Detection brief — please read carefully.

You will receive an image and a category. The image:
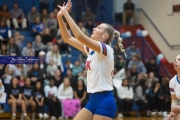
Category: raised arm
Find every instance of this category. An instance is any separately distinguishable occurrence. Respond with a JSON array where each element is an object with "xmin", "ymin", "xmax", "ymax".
[
  {"xmin": 57, "ymin": 5, "xmax": 85, "ymax": 53},
  {"xmin": 59, "ymin": 1, "xmax": 101, "ymax": 54}
]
